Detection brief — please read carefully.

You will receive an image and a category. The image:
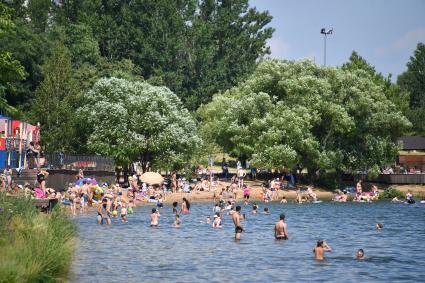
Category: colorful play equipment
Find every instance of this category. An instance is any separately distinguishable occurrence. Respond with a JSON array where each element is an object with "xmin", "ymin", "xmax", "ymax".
[{"xmin": 0, "ymin": 115, "xmax": 39, "ymax": 170}]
